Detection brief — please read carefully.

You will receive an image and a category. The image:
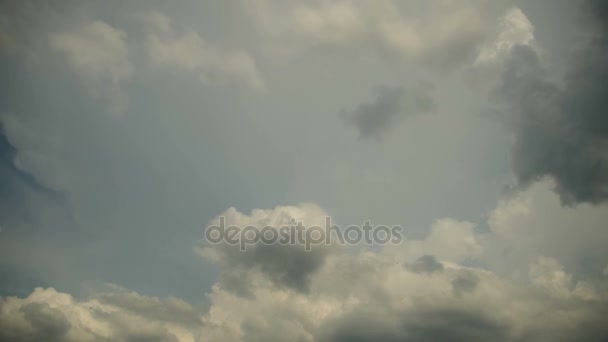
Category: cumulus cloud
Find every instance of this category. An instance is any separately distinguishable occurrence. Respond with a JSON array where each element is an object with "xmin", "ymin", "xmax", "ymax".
[
  {"xmin": 142, "ymin": 11, "xmax": 265, "ymax": 91},
  {"xmin": 197, "ymin": 241, "xmax": 607, "ymax": 341},
  {"xmin": 192, "ymin": 184, "xmax": 608, "ymax": 341},
  {"xmin": 244, "ymin": 0, "xmax": 506, "ymax": 71},
  {"xmin": 0, "ymin": 286, "xmax": 204, "ymax": 342},
  {"xmin": 196, "ymin": 203, "xmax": 333, "ymax": 295},
  {"xmin": 484, "ymin": 178, "xmax": 608, "ymax": 279},
  {"xmin": 399, "ymin": 219, "xmax": 483, "ymax": 263},
  {"xmin": 342, "ymin": 84, "xmax": 434, "ymax": 140},
  {"xmin": 492, "ymin": 2, "xmax": 608, "ymax": 204},
  {"xmin": 3, "ymin": 182, "xmax": 608, "ymax": 341},
  {"xmin": 49, "ymin": 20, "xmax": 133, "ymax": 114}
]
